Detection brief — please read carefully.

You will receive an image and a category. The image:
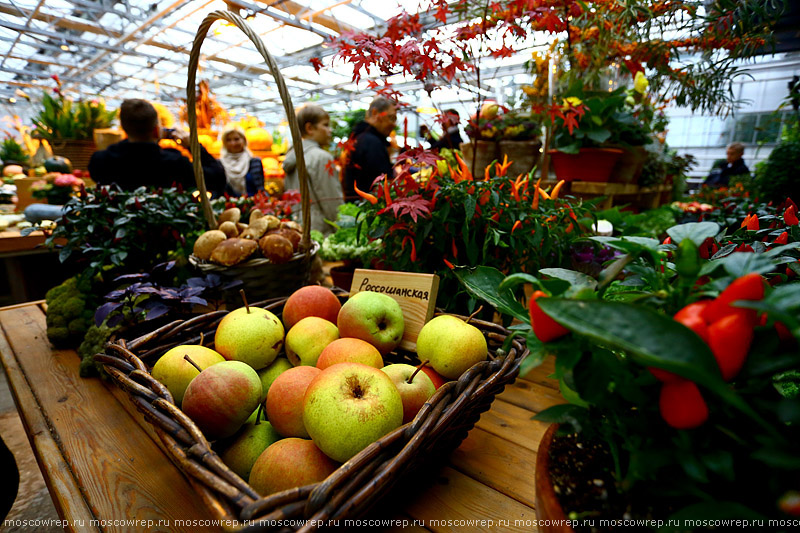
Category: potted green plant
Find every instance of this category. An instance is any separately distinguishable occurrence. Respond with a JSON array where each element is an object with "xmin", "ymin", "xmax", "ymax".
[
  {"xmin": 541, "ymin": 80, "xmax": 627, "ymax": 182},
  {"xmin": 31, "ymin": 75, "xmax": 117, "ymax": 170},
  {"xmin": 455, "ymin": 212, "xmax": 800, "ymax": 526},
  {"xmin": 0, "ymin": 136, "xmax": 30, "ymax": 172}
]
